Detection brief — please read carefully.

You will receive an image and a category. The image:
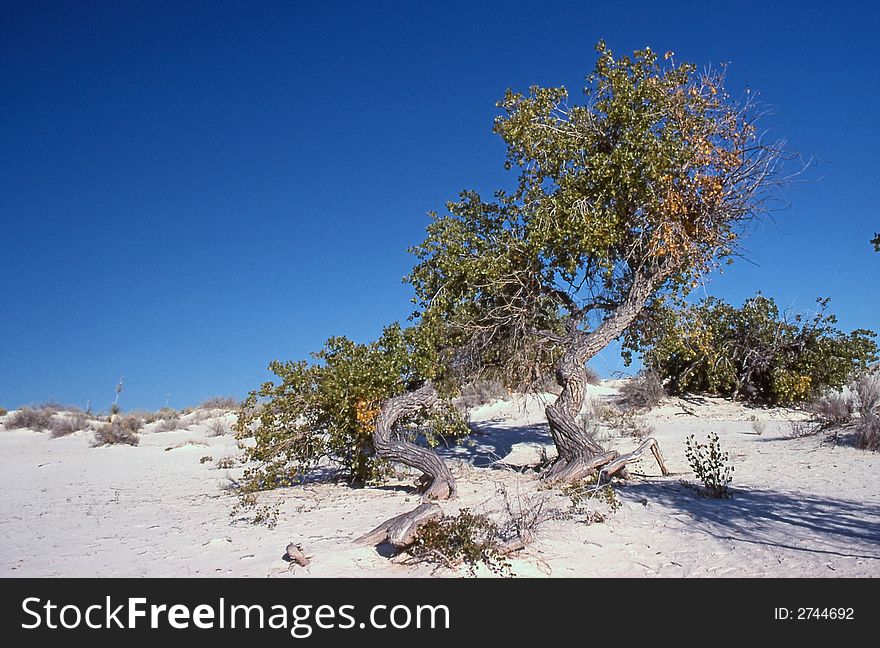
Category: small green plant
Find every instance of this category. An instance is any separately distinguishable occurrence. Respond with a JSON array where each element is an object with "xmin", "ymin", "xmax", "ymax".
[
  {"xmin": 562, "ymin": 478, "xmax": 621, "ymax": 523},
  {"xmin": 408, "ymin": 509, "xmax": 512, "ymax": 577},
  {"xmin": 685, "ymin": 433, "xmax": 733, "ymax": 497}
]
